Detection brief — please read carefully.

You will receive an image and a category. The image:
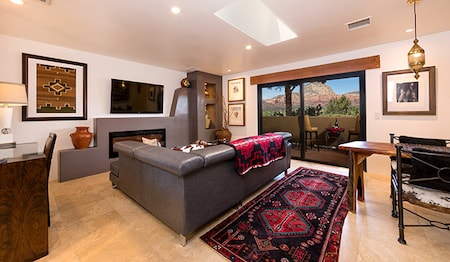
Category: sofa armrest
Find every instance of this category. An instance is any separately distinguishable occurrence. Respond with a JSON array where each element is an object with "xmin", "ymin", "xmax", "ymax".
[{"xmin": 273, "ymin": 131, "xmax": 292, "ymax": 141}]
